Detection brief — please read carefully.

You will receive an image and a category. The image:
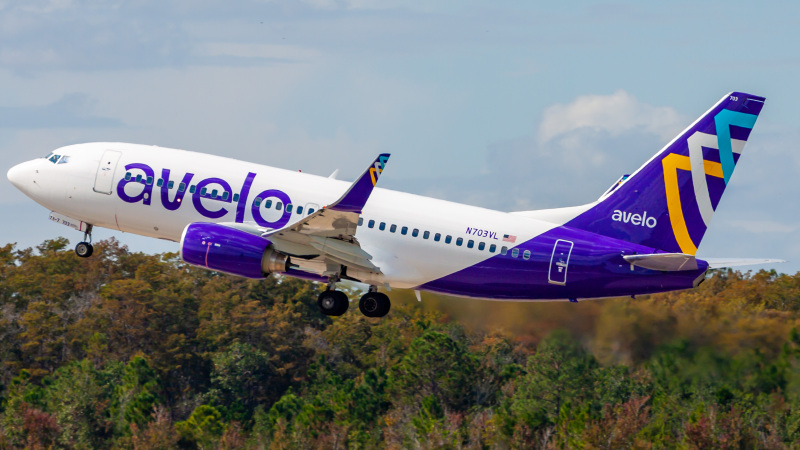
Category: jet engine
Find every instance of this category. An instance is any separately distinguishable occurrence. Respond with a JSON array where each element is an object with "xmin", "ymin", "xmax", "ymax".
[{"xmin": 180, "ymin": 223, "xmax": 288, "ymax": 278}]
